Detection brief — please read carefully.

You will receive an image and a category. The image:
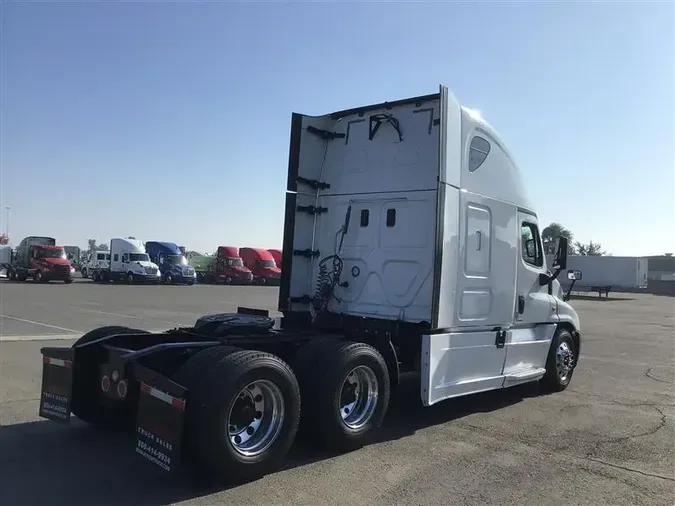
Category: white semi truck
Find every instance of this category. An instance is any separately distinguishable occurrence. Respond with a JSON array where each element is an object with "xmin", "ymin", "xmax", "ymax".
[
  {"xmin": 37, "ymin": 86, "xmax": 581, "ymax": 485},
  {"xmin": 90, "ymin": 238, "xmax": 161, "ymax": 284},
  {"xmin": 81, "ymin": 250, "xmax": 110, "ymax": 279}
]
